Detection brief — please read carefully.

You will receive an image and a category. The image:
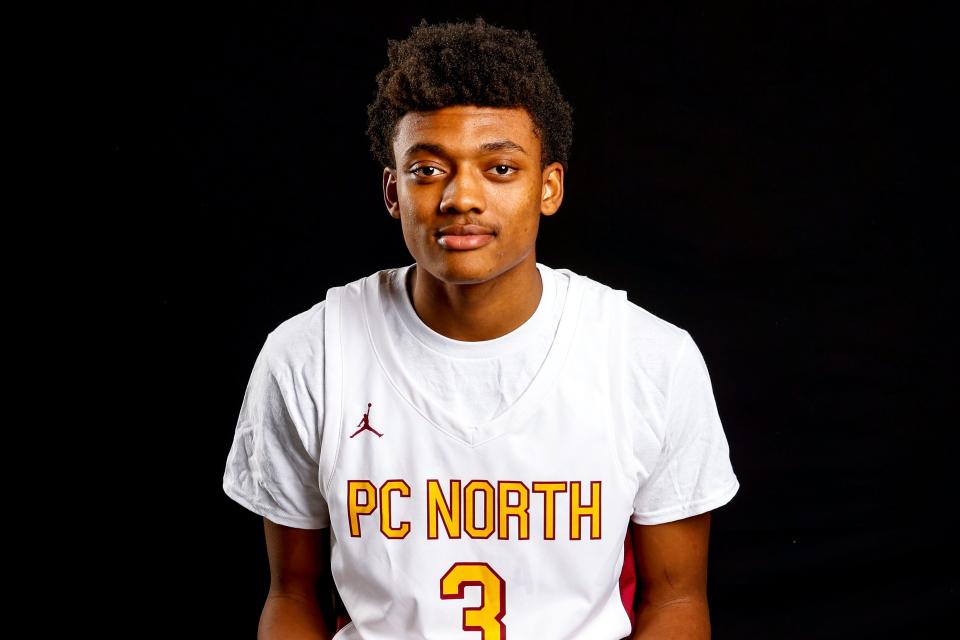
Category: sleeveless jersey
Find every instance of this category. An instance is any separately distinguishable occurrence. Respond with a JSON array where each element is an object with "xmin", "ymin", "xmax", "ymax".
[{"xmin": 313, "ymin": 265, "xmax": 735, "ymax": 640}]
